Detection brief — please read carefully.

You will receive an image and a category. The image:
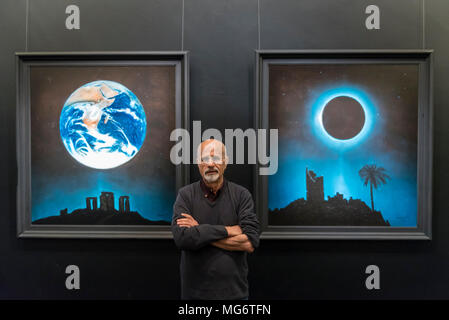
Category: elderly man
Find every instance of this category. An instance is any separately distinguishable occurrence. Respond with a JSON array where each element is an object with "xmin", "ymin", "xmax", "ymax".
[{"xmin": 171, "ymin": 139, "xmax": 260, "ymax": 300}]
